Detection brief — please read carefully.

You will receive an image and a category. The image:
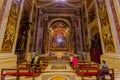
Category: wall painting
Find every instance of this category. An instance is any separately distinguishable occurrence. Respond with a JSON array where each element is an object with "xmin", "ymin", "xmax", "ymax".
[
  {"xmin": 50, "ymin": 22, "xmax": 69, "ymax": 51},
  {"xmin": 97, "ymin": 0, "xmax": 115, "ymax": 53},
  {"xmin": 1, "ymin": 0, "xmax": 19, "ymax": 52}
]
